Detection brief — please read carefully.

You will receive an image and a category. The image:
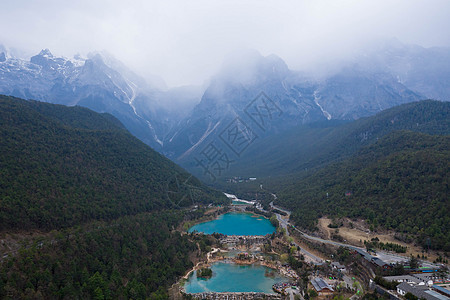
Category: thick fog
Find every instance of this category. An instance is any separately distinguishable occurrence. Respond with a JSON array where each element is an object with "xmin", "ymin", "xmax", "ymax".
[{"xmin": 1, "ymin": 0, "xmax": 449, "ymax": 87}]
